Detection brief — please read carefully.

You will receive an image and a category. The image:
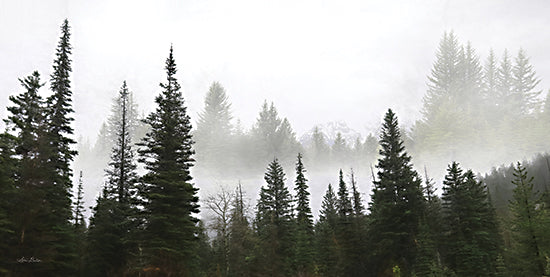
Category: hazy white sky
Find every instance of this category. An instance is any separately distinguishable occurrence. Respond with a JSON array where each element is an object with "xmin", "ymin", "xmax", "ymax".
[{"xmin": 1, "ymin": 0, "xmax": 549, "ymax": 142}]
